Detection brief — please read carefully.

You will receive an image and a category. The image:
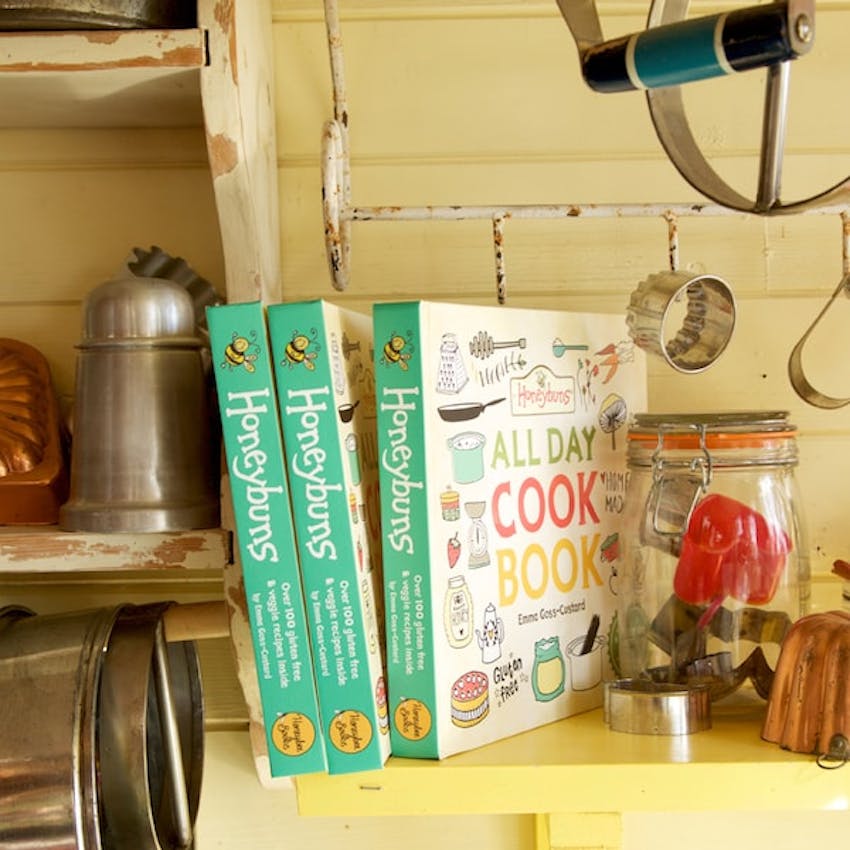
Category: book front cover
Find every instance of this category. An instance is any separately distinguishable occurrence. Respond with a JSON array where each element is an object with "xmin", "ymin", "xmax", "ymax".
[{"xmin": 374, "ymin": 300, "xmax": 646, "ymax": 758}]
